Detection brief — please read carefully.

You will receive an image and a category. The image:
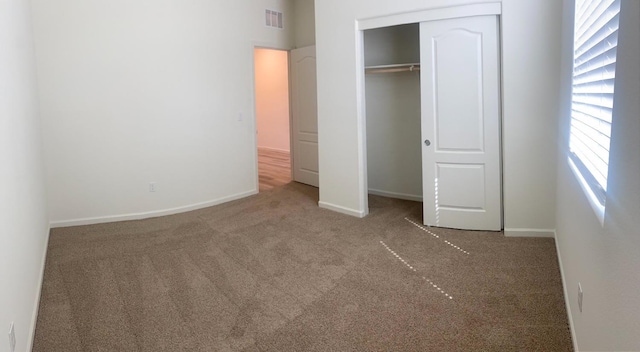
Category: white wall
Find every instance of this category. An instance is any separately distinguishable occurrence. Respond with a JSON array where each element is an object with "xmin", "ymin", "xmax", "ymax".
[
  {"xmin": 364, "ymin": 25, "xmax": 422, "ymax": 201},
  {"xmin": 315, "ymin": 0, "xmax": 562, "ymax": 232},
  {"xmin": 501, "ymin": 0, "xmax": 562, "ymax": 236},
  {"xmin": 293, "ymin": 0, "xmax": 316, "ymax": 48},
  {"xmin": 255, "ymin": 48, "xmax": 291, "ymax": 152},
  {"xmin": 555, "ymin": 1, "xmax": 640, "ymax": 350},
  {"xmin": 0, "ymin": 0, "xmax": 50, "ymax": 351},
  {"xmin": 31, "ymin": 0, "xmax": 294, "ymax": 226}
]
